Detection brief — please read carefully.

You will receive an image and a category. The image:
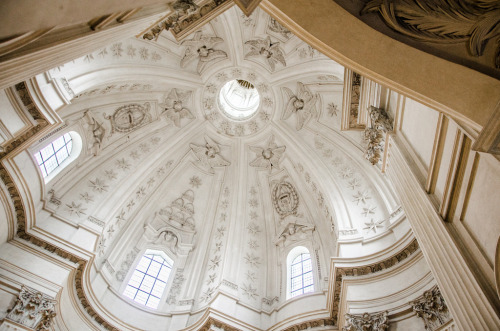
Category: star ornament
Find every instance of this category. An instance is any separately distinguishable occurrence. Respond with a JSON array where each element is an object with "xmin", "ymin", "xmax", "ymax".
[
  {"xmin": 249, "ymin": 135, "xmax": 286, "ymax": 173},
  {"xmin": 161, "ymin": 88, "xmax": 194, "ymax": 127},
  {"xmin": 190, "ymin": 136, "xmax": 230, "ymax": 173},
  {"xmin": 282, "ymin": 82, "xmax": 319, "ymax": 130},
  {"xmin": 363, "ymin": 219, "xmax": 384, "ymax": 233},
  {"xmin": 244, "ymin": 36, "xmax": 286, "ymax": 71}
]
